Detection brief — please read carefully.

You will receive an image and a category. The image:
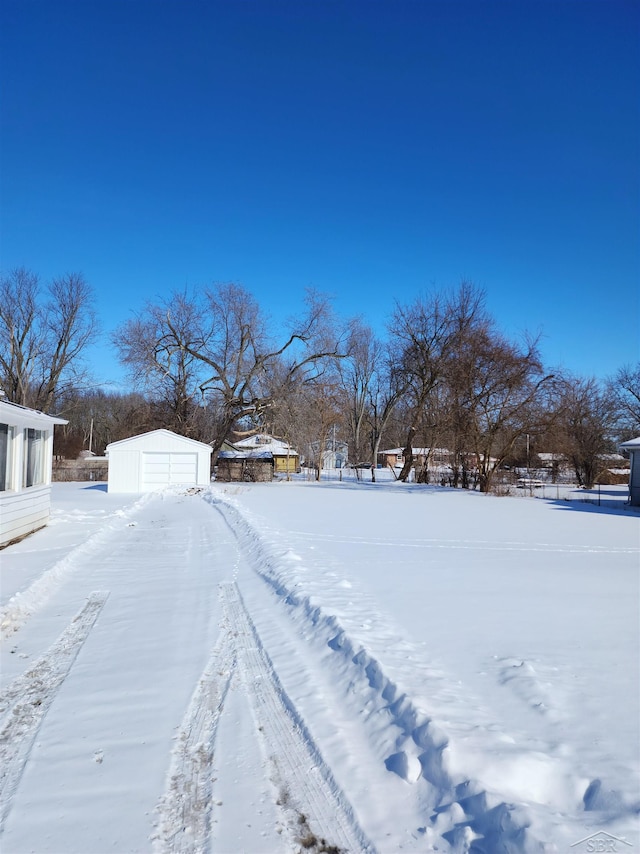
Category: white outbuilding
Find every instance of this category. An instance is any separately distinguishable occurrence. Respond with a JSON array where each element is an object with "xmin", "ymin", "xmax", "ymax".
[
  {"xmin": 0, "ymin": 398, "xmax": 68, "ymax": 547},
  {"xmin": 620, "ymin": 436, "xmax": 640, "ymax": 507},
  {"xmin": 105, "ymin": 429, "xmax": 212, "ymax": 493}
]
